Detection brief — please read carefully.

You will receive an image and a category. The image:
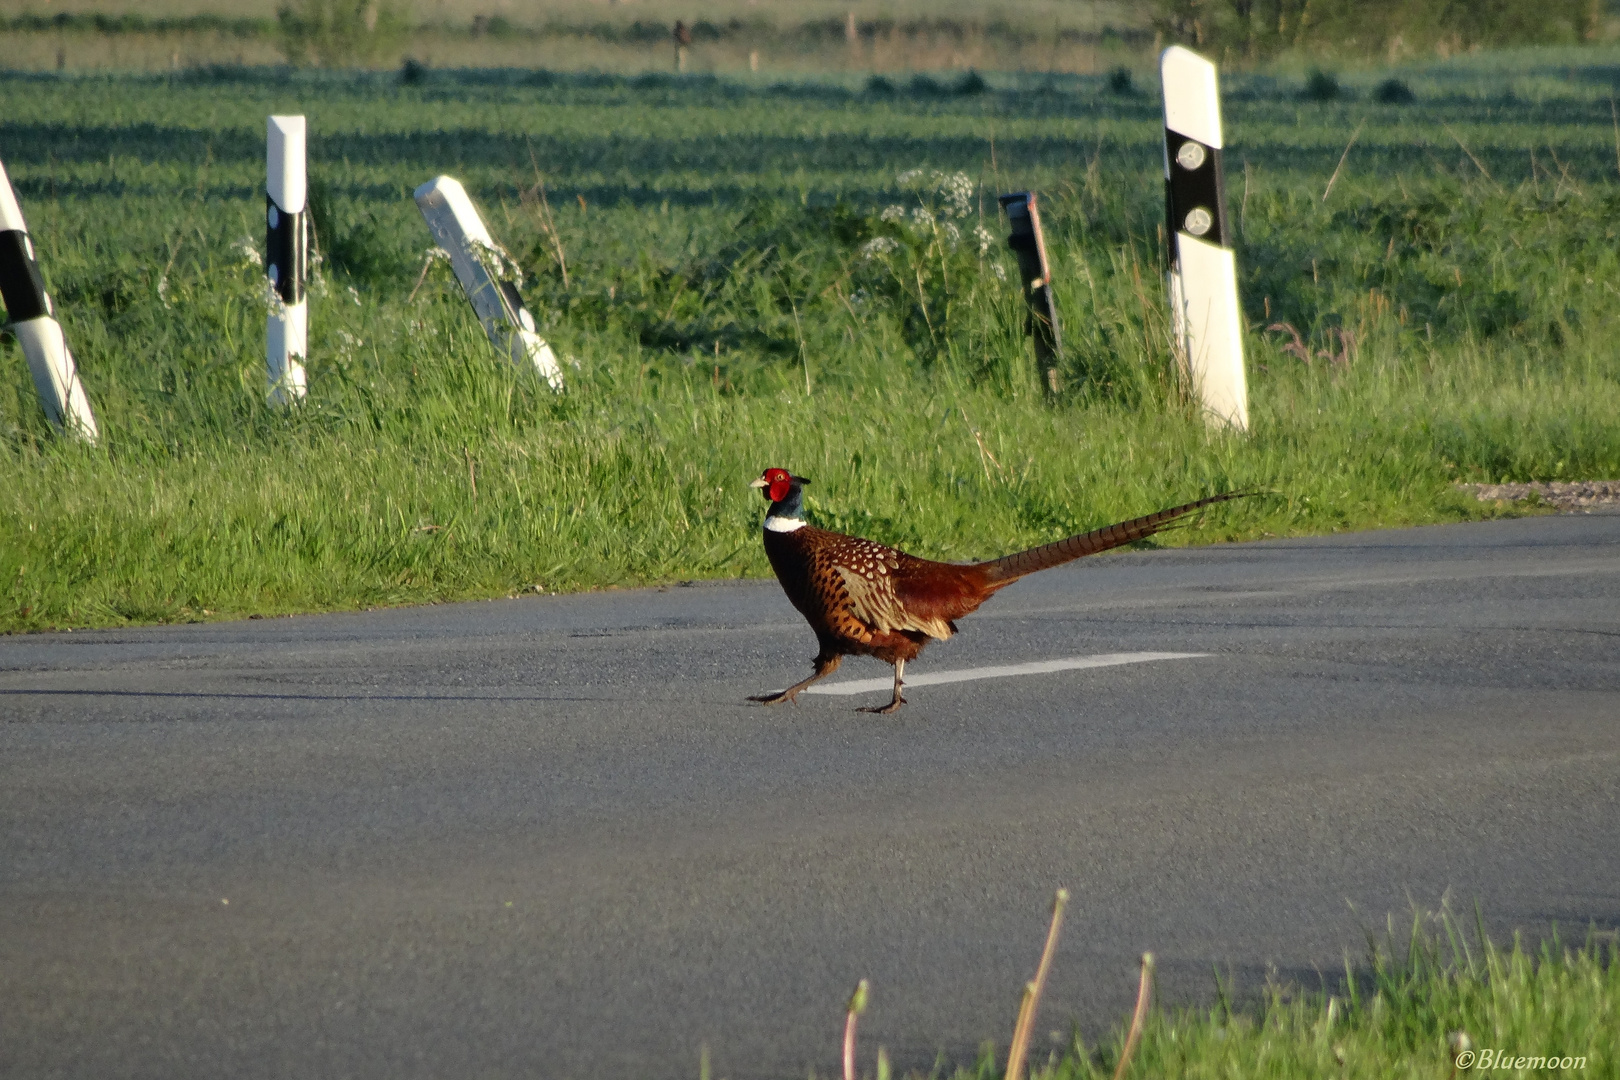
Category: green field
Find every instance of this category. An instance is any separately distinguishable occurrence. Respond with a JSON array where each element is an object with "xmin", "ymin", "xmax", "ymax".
[
  {"xmin": 0, "ymin": 0, "xmax": 1148, "ymax": 76},
  {"xmin": 5, "ymin": 52, "xmax": 1620, "ymax": 632}
]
